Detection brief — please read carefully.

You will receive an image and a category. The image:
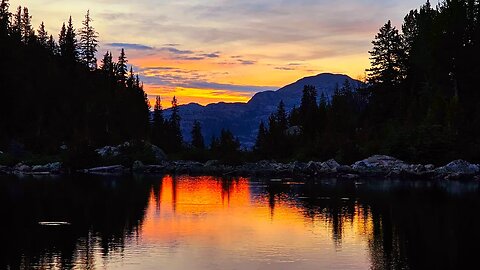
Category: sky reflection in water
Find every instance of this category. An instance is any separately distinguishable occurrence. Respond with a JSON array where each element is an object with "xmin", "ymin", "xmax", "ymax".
[{"xmin": 1, "ymin": 175, "xmax": 479, "ymax": 269}]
